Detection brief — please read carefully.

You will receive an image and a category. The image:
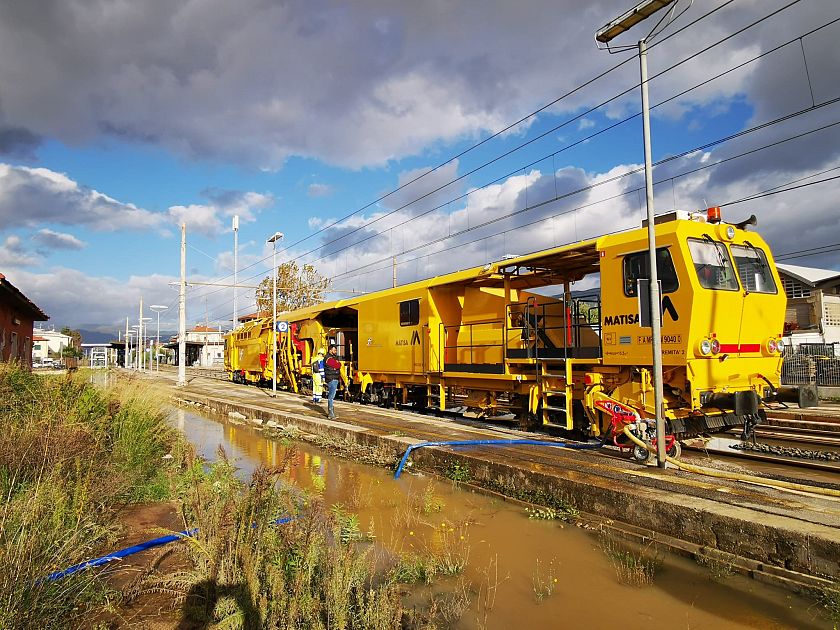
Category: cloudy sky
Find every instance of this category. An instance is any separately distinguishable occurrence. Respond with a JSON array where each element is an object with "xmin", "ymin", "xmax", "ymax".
[{"xmin": 0, "ymin": 0, "xmax": 838, "ymax": 332}]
